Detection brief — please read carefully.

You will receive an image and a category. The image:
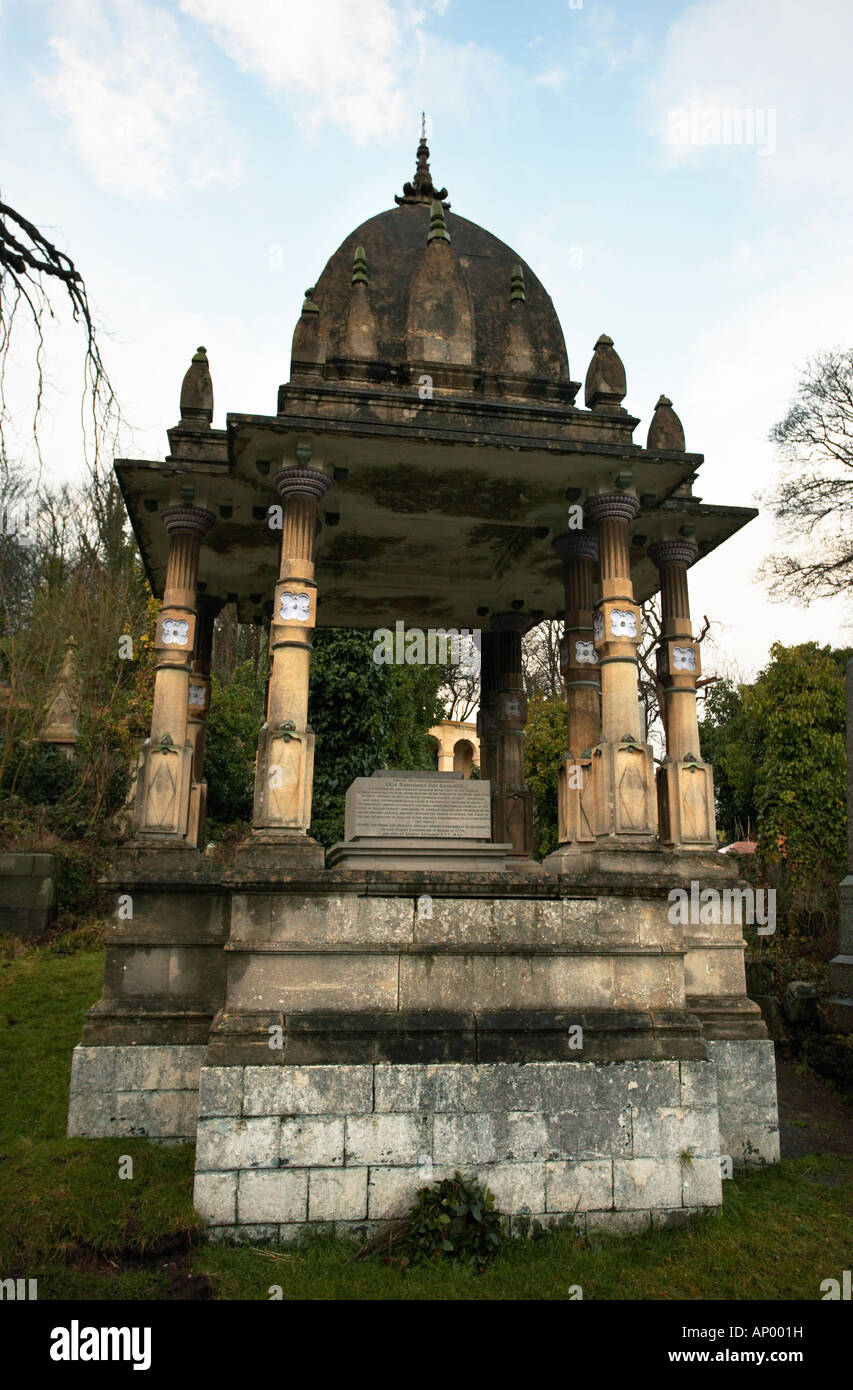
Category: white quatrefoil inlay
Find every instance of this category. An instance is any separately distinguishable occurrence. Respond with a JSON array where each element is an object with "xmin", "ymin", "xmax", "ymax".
[
  {"xmin": 672, "ymin": 645, "xmax": 697, "ymax": 672},
  {"xmin": 279, "ymin": 591, "xmax": 311, "ymax": 621},
  {"xmin": 610, "ymin": 609, "xmax": 638, "ymax": 638},
  {"xmin": 161, "ymin": 618, "xmax": 189, "ymax": 646},
  {"xmin": 575, "ymin": 640, "xmax": 598, "ymax": 665},
  {"xmin": 593, "ymin": 612, "xmax": 605, "ymax": 642},
  {"xmin": 188, "ymin": 684, "xmax": 206, "ymax": 708}
]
